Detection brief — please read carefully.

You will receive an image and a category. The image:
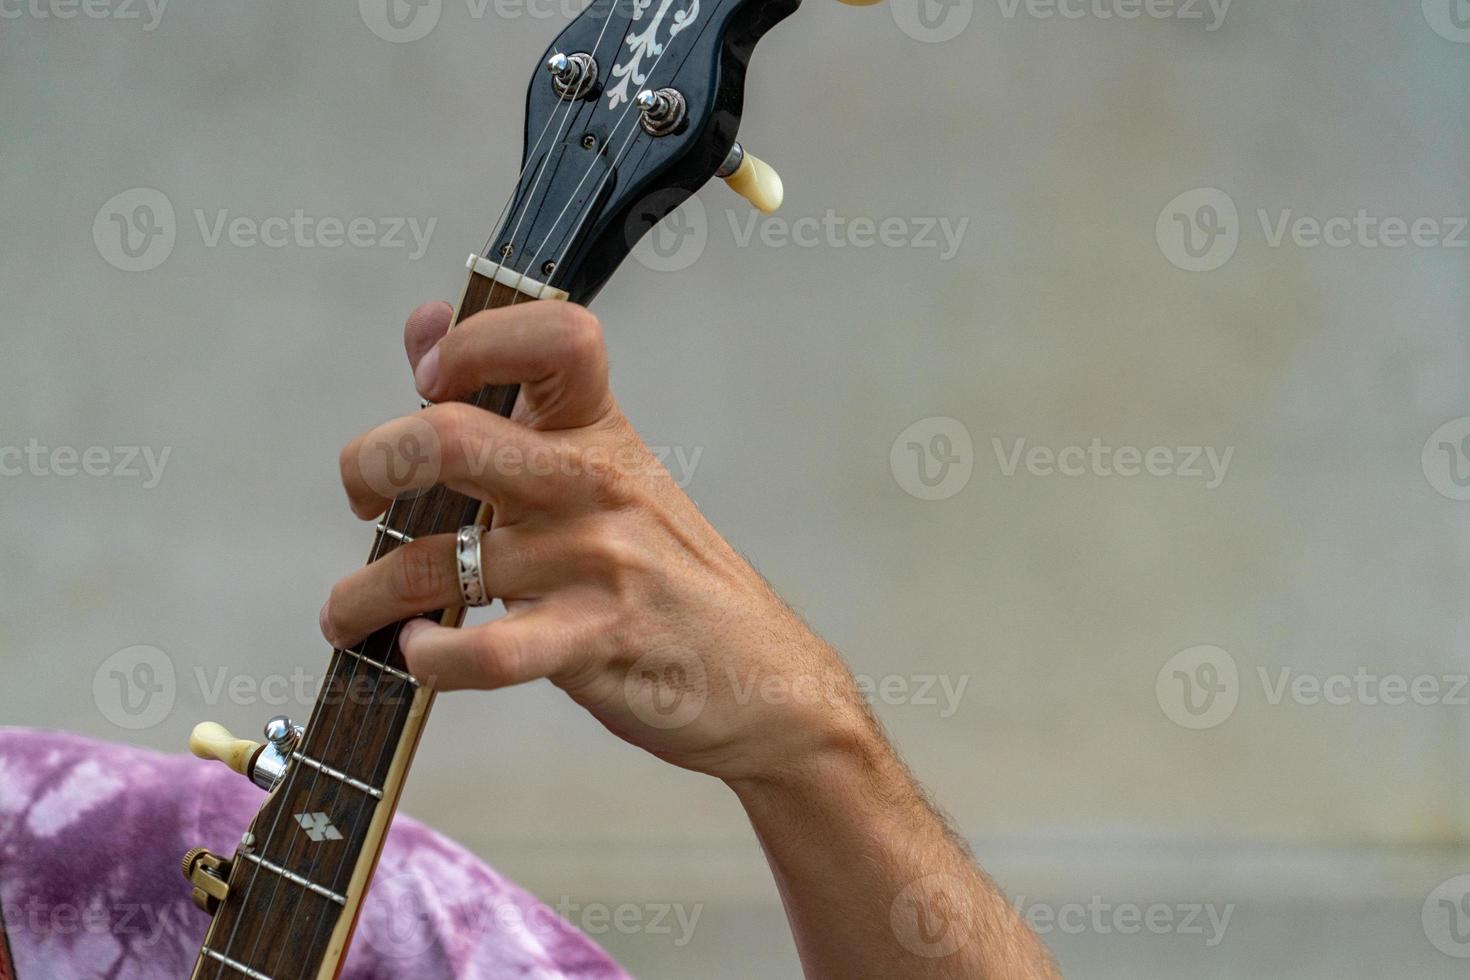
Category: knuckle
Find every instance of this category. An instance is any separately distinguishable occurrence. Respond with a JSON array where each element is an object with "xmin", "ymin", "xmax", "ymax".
[
  {"xmin": 563, "ymin": 442, "xmax": 630, "ymax": 505},
  {"xmin": 392, "ymin": 540, "xmax": 453, "ymax": 603},
  {"xmin": 428, "ymin": 403, "xmax": 482, "ymax": 467},
  {"xmin": 586, "ymin": 524, "xmax": 651, "ymax": 585}
]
